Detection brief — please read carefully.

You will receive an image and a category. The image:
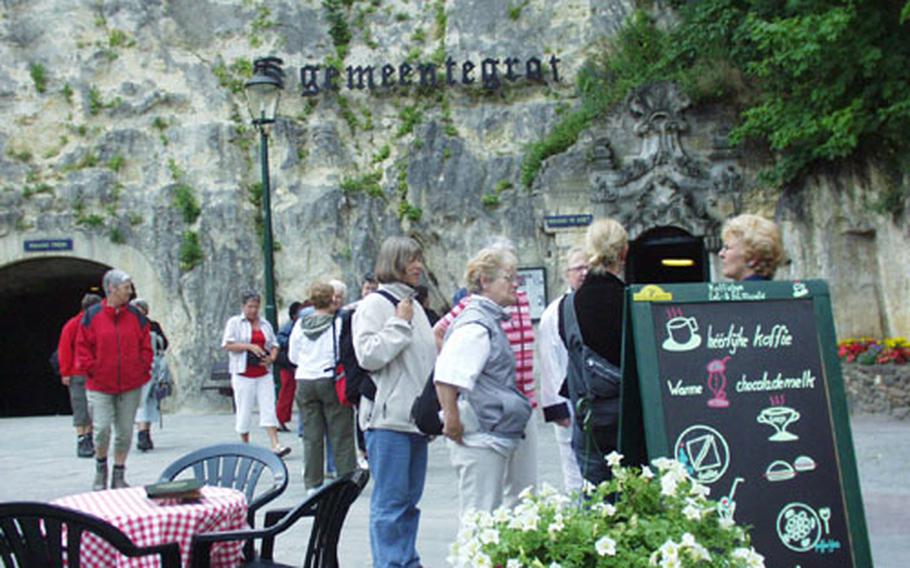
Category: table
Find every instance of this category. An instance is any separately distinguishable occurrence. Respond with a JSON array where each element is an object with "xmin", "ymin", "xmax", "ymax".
[{"xmin": 52, "ymin": 485, "xmax": 248, "ymax": 567}]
